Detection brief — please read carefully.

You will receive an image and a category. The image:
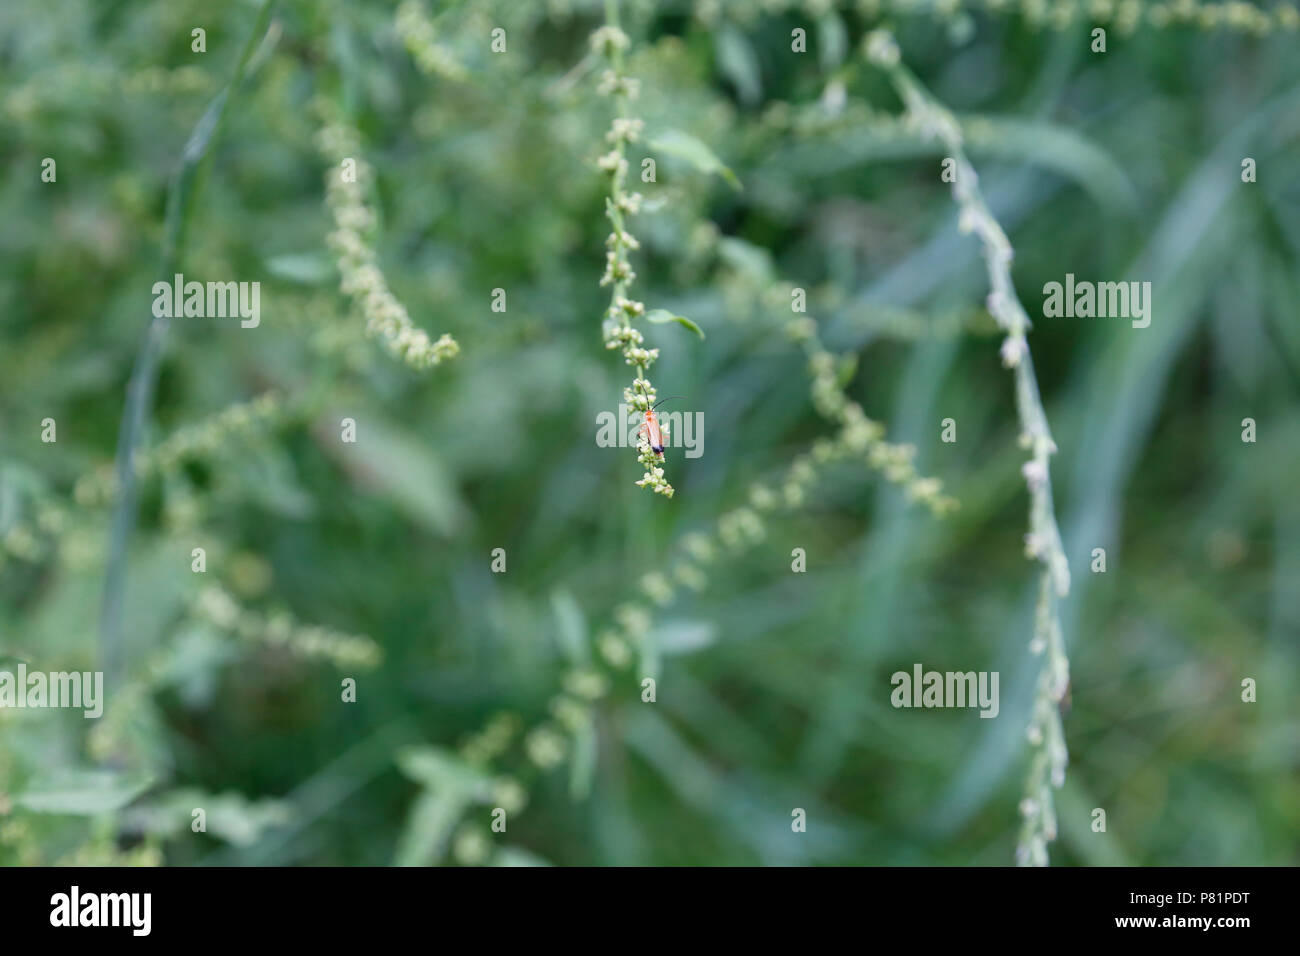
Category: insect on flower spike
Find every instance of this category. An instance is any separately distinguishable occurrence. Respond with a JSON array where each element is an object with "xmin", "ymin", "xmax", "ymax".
[{"xmin": 641, "ymin": 396, "xmax": 685, "ymax": 459}]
